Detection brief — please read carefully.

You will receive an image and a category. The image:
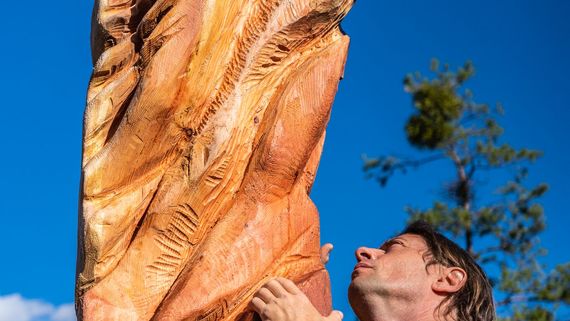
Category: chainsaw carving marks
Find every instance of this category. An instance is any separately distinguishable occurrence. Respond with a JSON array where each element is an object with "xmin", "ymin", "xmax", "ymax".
[
  {"xmin": 148, "ymin": 204, "xmax": 199, "ymax": 279},
  {"xmin": 137, "ymin": 0, "xmax": 175, "ymax": 42},
  {"xmin": 138, "ymin": 0, "xmax": 182, "ymax": 68},
  {"xmin": 197, "ymin": 300, "xmax": 229, "ymax": 321},
  {"xmin": 78, "ymin": 0, "xmax": 353, "ymax": 320},
  {"xmin": 182, "ymin": 0, "xmax": 281, "ymax": 139},
  {"xmin": 246, "ymin": 0, "xmax": 351, "ymax": 84},
  {"xmin": 205, "ymin": 156, "xmax": 229, "ymax": 187}
]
